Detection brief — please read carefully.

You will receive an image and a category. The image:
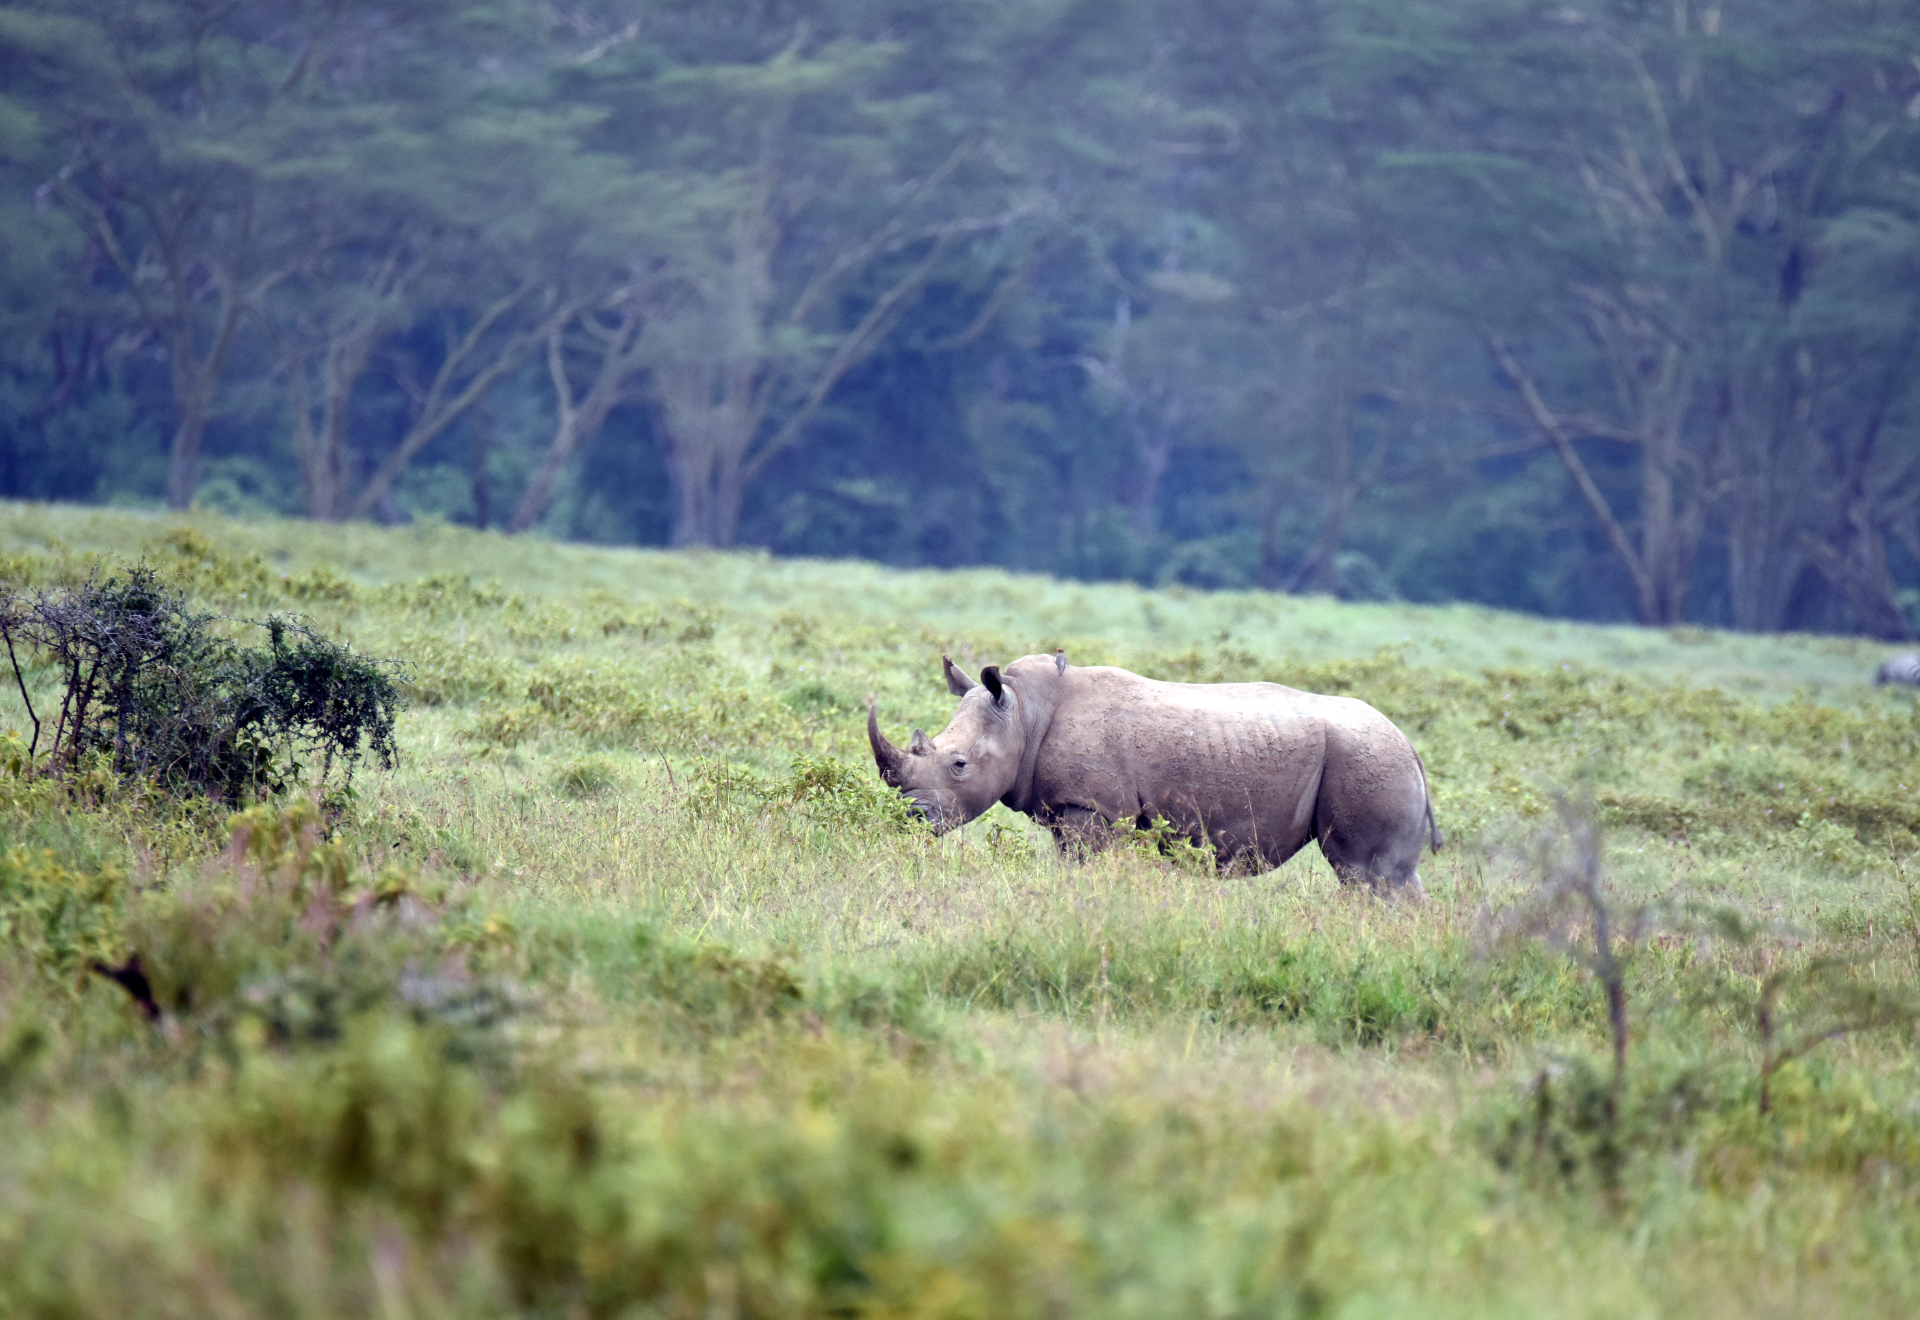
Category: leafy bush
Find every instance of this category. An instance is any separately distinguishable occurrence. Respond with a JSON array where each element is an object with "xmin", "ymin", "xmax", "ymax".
[
  {"xmin": 772, "ymin": 754, "xmax": 922, "ymax": 832},
  {"xmin": 1, "ymin": 566, "xmax": 402, "ymax": 803},
  {"xmin": 0, "ymin": 840, "xmax": 127, "ymax": 978}
]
